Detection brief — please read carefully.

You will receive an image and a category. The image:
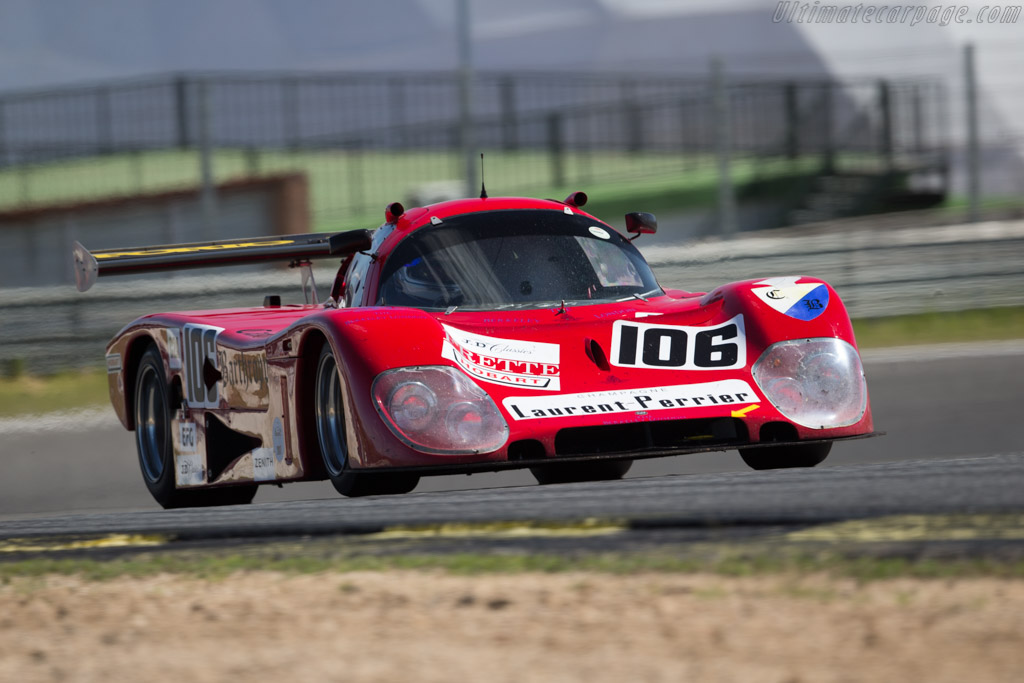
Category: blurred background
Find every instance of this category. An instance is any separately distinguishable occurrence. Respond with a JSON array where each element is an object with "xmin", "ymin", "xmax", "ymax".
[{"xmin": 1, "ymin": 0, "xmax": 1022, "ymax": 373}]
